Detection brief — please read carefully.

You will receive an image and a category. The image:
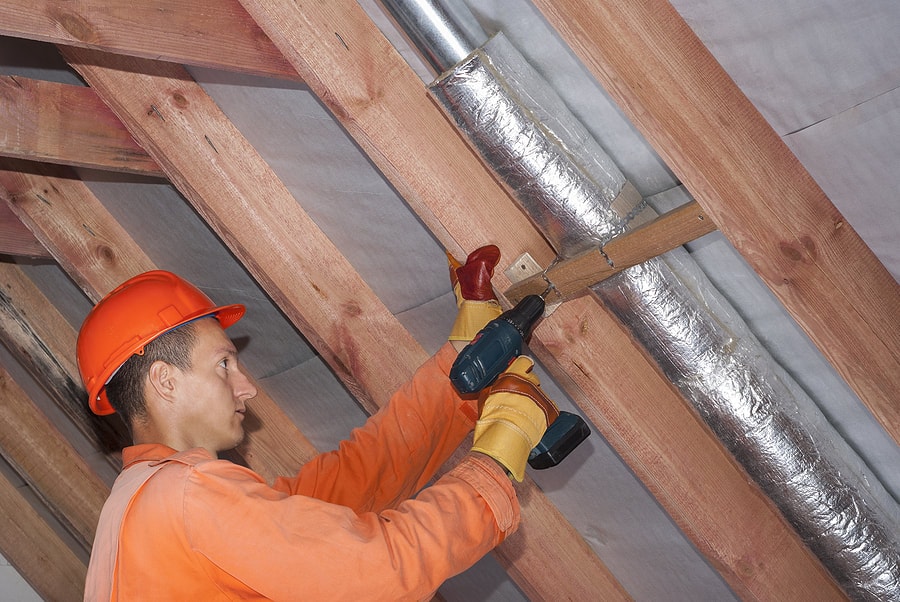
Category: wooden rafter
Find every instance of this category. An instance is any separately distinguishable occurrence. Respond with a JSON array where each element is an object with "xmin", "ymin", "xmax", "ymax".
[
  {"xmin": 0, "ymin": 0, "xmax": 890, "ymax": 599},
  {"xmin": 0, "ymin": 340, "xmax": 109, "ymax": 552},
  {"xmin": 0, "ymin": 0, "xmax": 297, "ymax": 81},
  {"xmin": 530, "ymin": 0, "xmax": 900, "ymax": 445},
  {"xmin": 0, "ymin": 199, "xmax": 49, "ymax": 258},
  {"xmin": 0, "ymin": 365, "xmax": 87, "ymax": 602},
  {"xmin": 0, "ymin": 76, "xmax": 162, "ymax": 175}
]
